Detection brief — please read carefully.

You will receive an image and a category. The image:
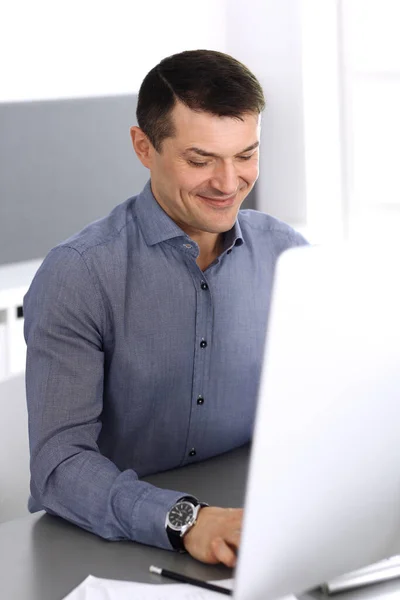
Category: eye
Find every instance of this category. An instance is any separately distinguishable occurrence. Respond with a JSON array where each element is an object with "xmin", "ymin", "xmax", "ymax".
[
  {"xmin": 237, "ymin": 154, "xmax": 254, "ymax": 161},
  {"xmin": 188, "ymin": 160, "xmax": 209, "ymax": 168}
]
